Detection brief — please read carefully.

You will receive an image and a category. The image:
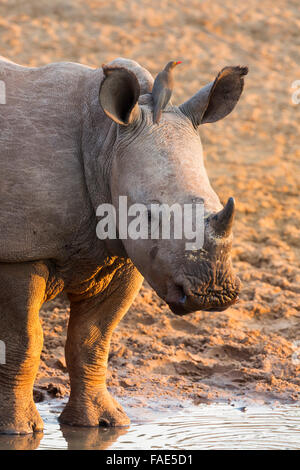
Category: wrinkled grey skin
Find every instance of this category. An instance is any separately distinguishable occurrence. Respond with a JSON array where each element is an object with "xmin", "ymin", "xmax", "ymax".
[{"xmin": 0, "ymin": 56, "xmax": 246, "ymax": 433}]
